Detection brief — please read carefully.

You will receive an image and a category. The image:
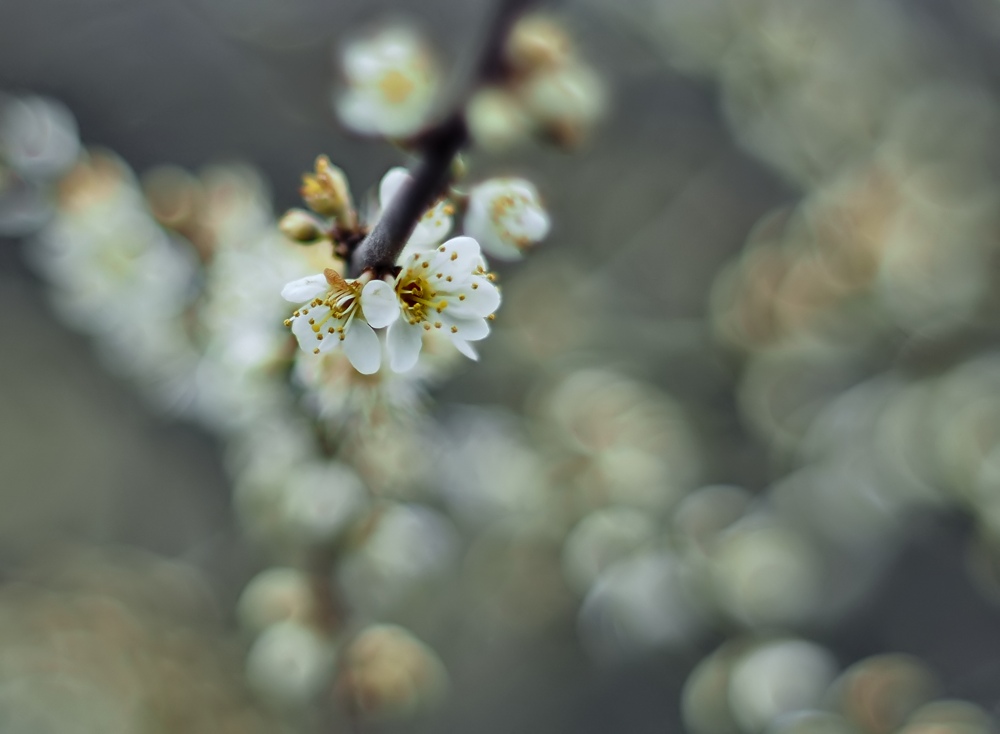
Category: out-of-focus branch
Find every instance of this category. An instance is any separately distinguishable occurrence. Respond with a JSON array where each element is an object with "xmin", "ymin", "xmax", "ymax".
[{"xmin": 348, "ymin": 0, "xmax": 537, "ymax": 277}]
